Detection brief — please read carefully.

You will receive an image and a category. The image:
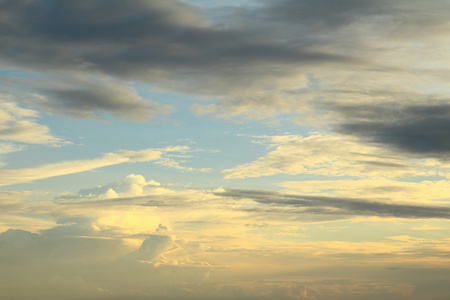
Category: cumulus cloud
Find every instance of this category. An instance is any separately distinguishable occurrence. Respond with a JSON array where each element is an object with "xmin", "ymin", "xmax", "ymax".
[
  {"xmin": 0, "ymin": 227, "xmax": 209, "ymax": 300},
  {"xmin": 127, "ymin": 235, "xmax": 175, "ymax": 261},
  {"xmin": 78, "ymin": 174, "xmax": 167, "ymax": 199},
  {"xmin": 0, "ymin": 217, "xmax": 437, "ymax": 300},
  {"xmin": 3, "ymin": 172, "xmax": 450, "ymax": 299}
]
